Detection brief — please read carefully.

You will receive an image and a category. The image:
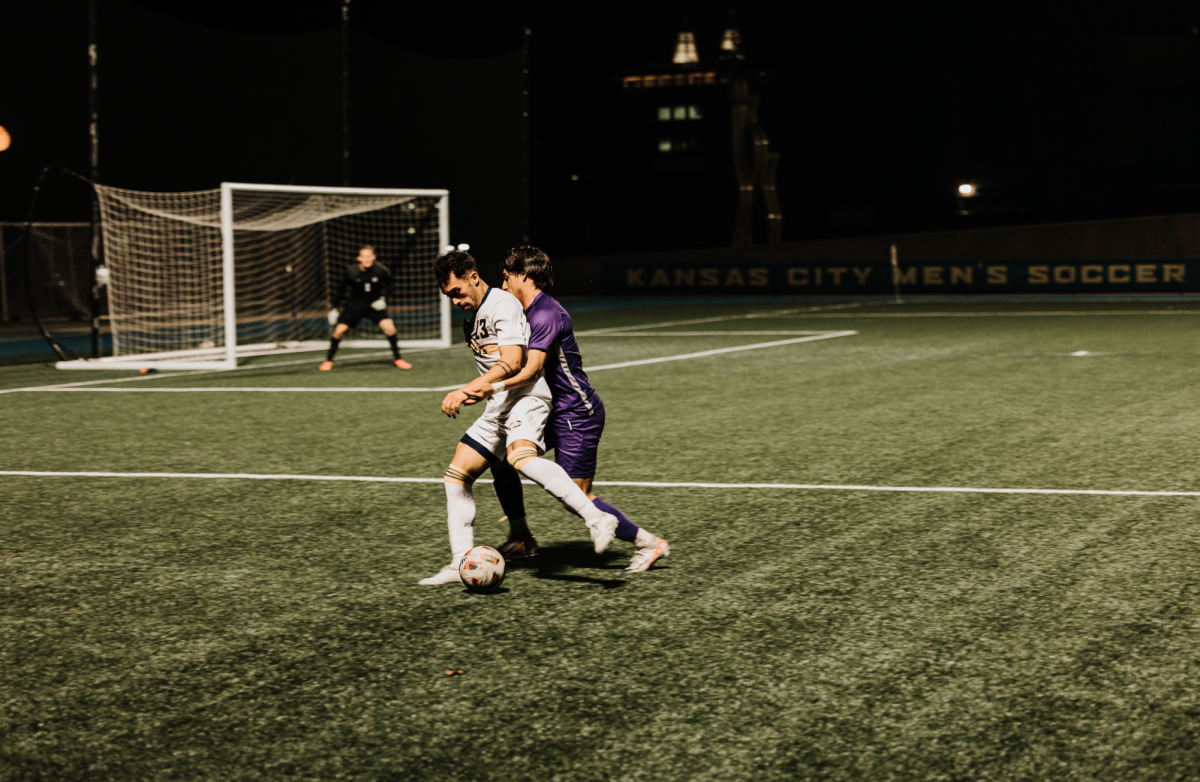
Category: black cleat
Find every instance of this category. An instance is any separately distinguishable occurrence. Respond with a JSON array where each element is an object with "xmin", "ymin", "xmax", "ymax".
[{"xmin": 497, "ymin": 536, "xmax": 540, "ymax": 560}]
